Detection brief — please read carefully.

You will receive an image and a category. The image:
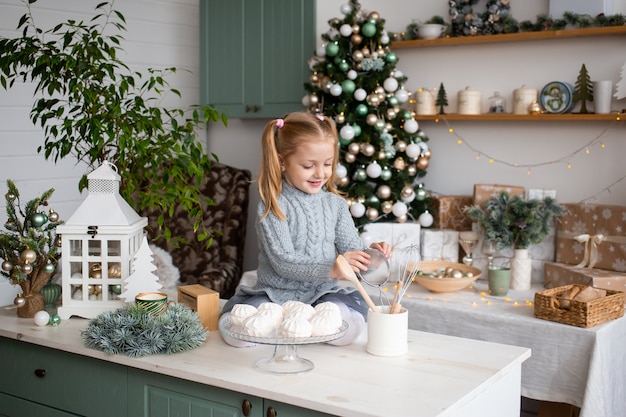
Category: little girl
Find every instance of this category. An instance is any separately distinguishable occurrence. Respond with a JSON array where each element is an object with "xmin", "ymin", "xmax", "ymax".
[{"xmin": 220, "ymin": 112, "xmax": 390, "ymax": 347}]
